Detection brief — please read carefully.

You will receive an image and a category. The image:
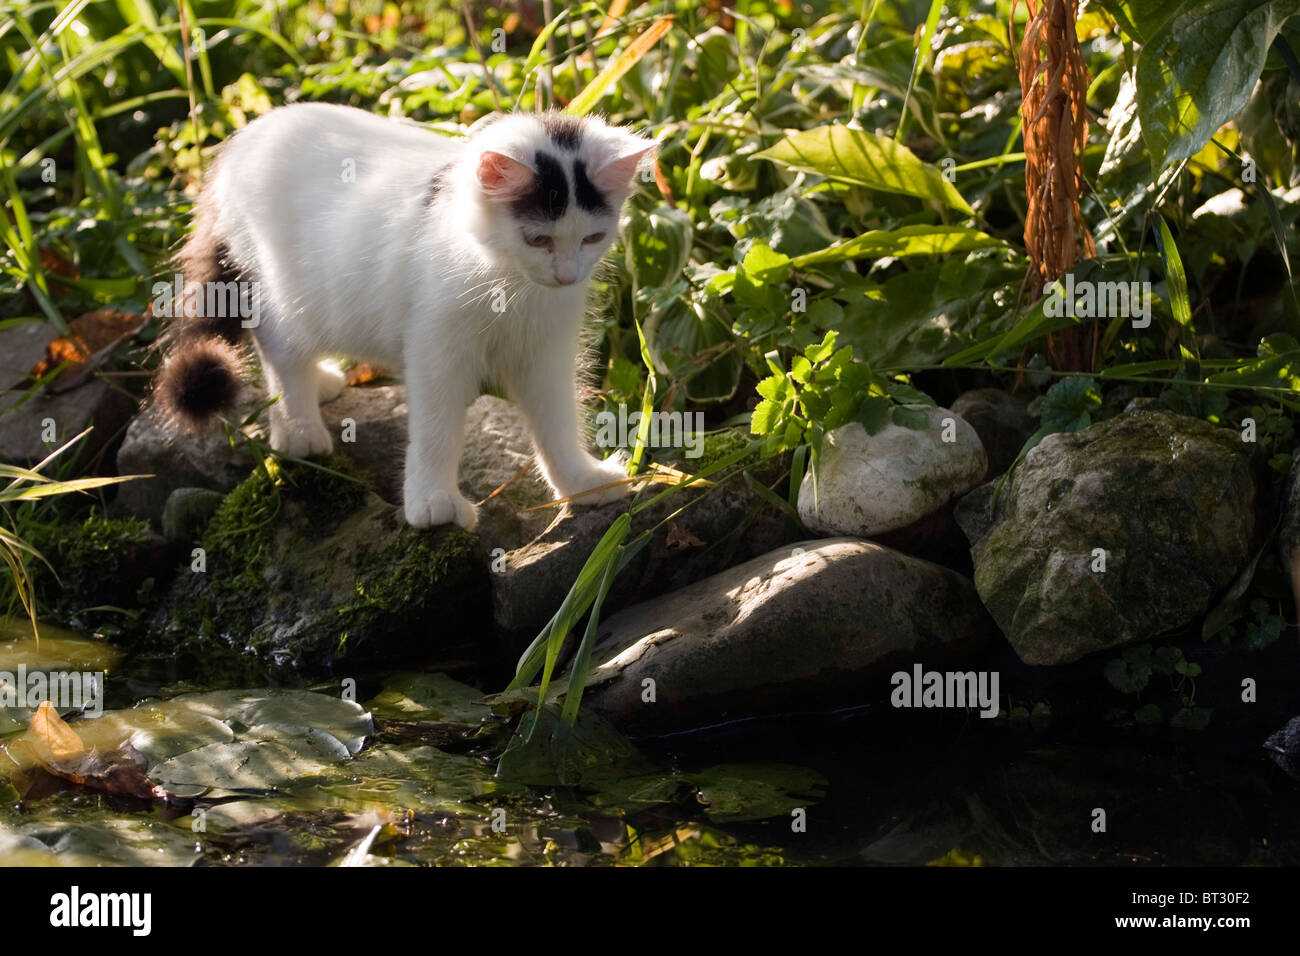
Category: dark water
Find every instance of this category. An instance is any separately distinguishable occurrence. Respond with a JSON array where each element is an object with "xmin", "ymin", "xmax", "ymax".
[{"xmin": 4, "ymin": 626, "xmax": 1299, "ymax": 867}]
